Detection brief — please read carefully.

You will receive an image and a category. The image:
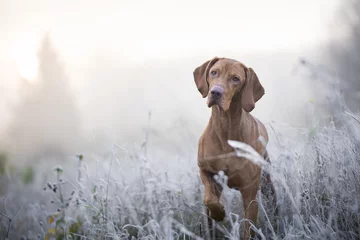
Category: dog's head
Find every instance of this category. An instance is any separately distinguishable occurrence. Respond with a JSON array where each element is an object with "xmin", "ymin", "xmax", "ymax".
[{"xmin": 193, "ymin": 57, "xmax": 264, "ymax": 112}]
